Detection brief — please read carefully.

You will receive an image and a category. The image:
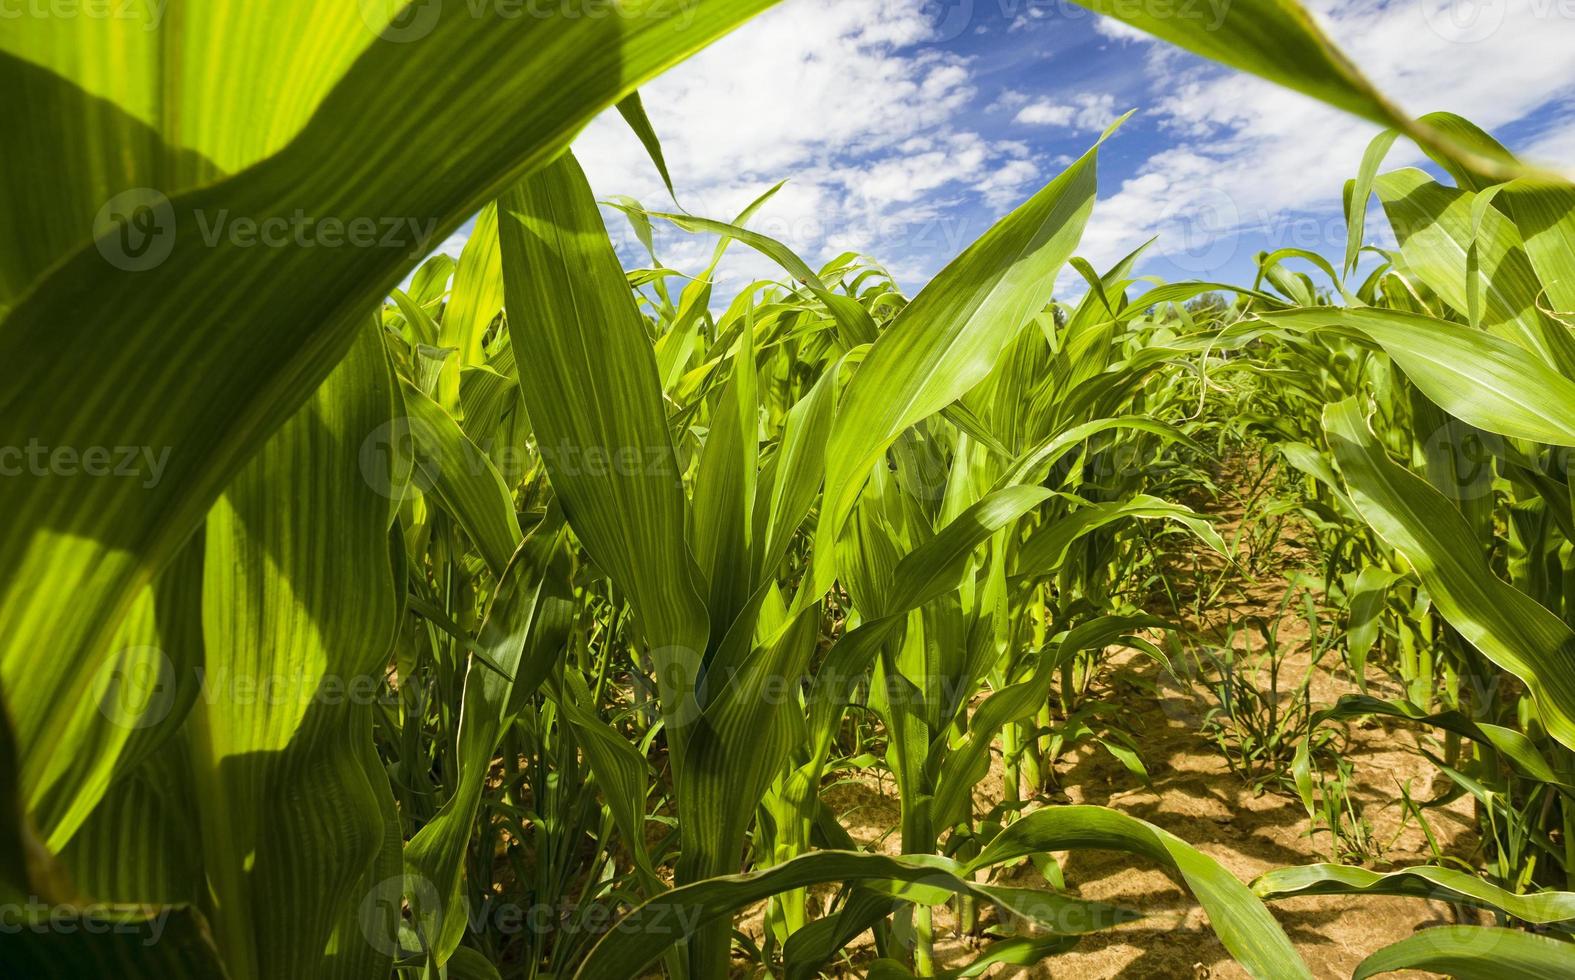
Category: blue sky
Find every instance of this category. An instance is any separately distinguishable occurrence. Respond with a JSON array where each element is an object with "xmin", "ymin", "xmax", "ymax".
[{"xmin": 437, "ymin": 0, "xmax": 1575, "ymax": 300}]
